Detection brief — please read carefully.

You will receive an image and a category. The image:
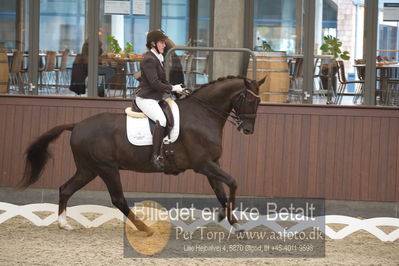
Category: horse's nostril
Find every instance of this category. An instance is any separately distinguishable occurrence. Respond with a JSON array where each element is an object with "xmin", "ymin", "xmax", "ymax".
[{"xmin": 244, "ymin": 129, "xmax": 251, "ymax": 134}]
